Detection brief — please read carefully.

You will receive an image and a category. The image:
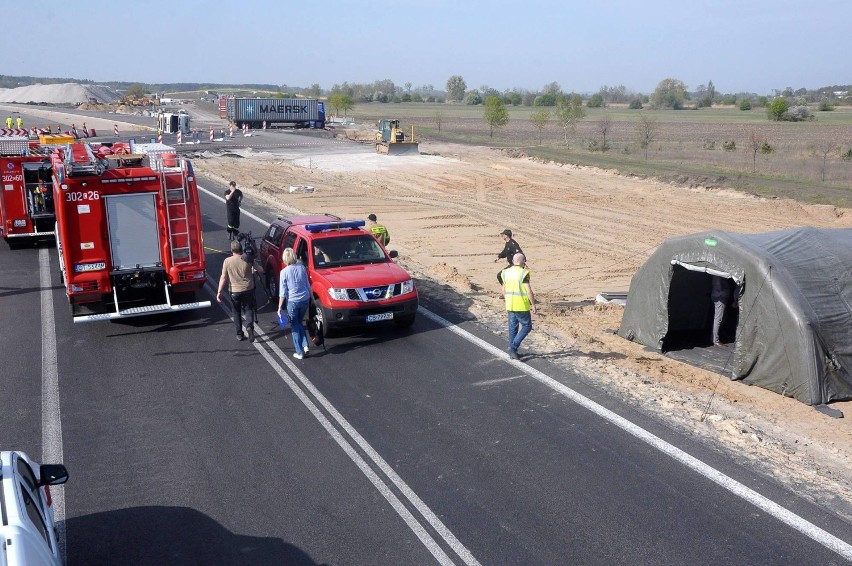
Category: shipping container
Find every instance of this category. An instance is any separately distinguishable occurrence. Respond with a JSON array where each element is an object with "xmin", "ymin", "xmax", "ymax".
[{"xmin": 225, "ymin": 98, "xmax": 325, "ymax": 129}]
